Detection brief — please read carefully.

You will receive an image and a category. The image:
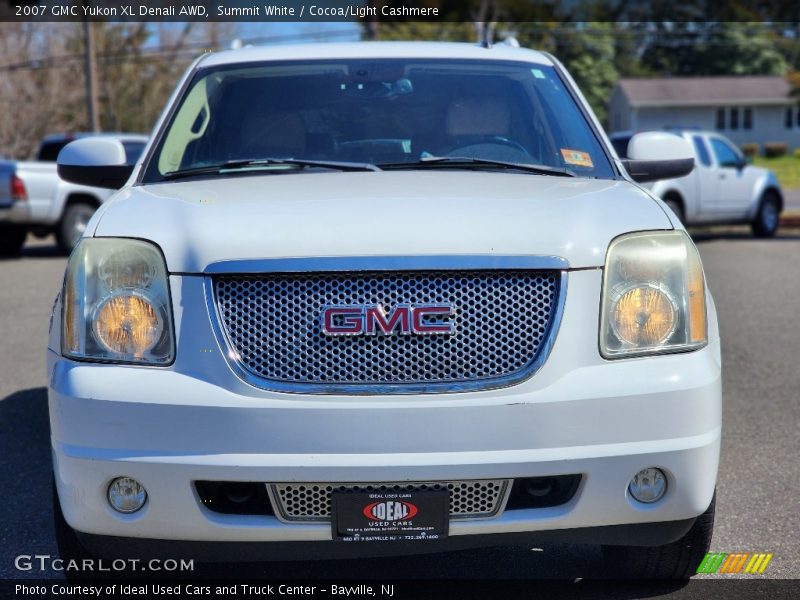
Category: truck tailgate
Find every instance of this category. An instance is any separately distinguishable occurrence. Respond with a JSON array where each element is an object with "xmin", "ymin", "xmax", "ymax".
[{"xmin": 0, "ymin": 161, "xmax": 15, "ymax": 207}]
